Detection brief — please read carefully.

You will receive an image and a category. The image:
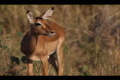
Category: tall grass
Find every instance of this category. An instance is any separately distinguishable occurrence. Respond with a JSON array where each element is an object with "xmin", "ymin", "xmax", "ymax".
[{"xmin": 0, "ymin": 5, "xmax": 120, "ymax": 75}]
